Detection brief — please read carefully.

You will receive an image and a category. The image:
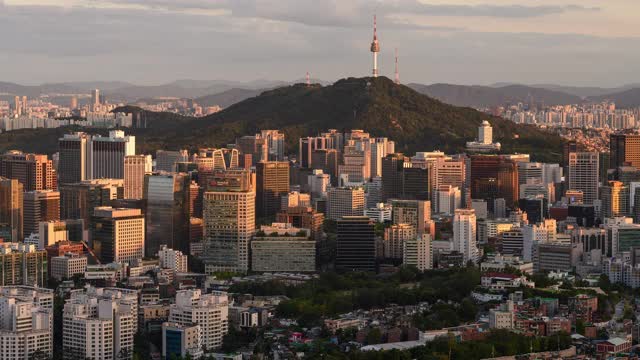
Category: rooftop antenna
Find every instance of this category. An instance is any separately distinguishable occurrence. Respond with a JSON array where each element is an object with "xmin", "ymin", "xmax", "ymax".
[
  {"xmin": 394, "ymin": 47, "xmax": 399, "ymax": 84},
  {"xmin": 306, "ymin": 72, "xmax": 310, "ymax": 87}
]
